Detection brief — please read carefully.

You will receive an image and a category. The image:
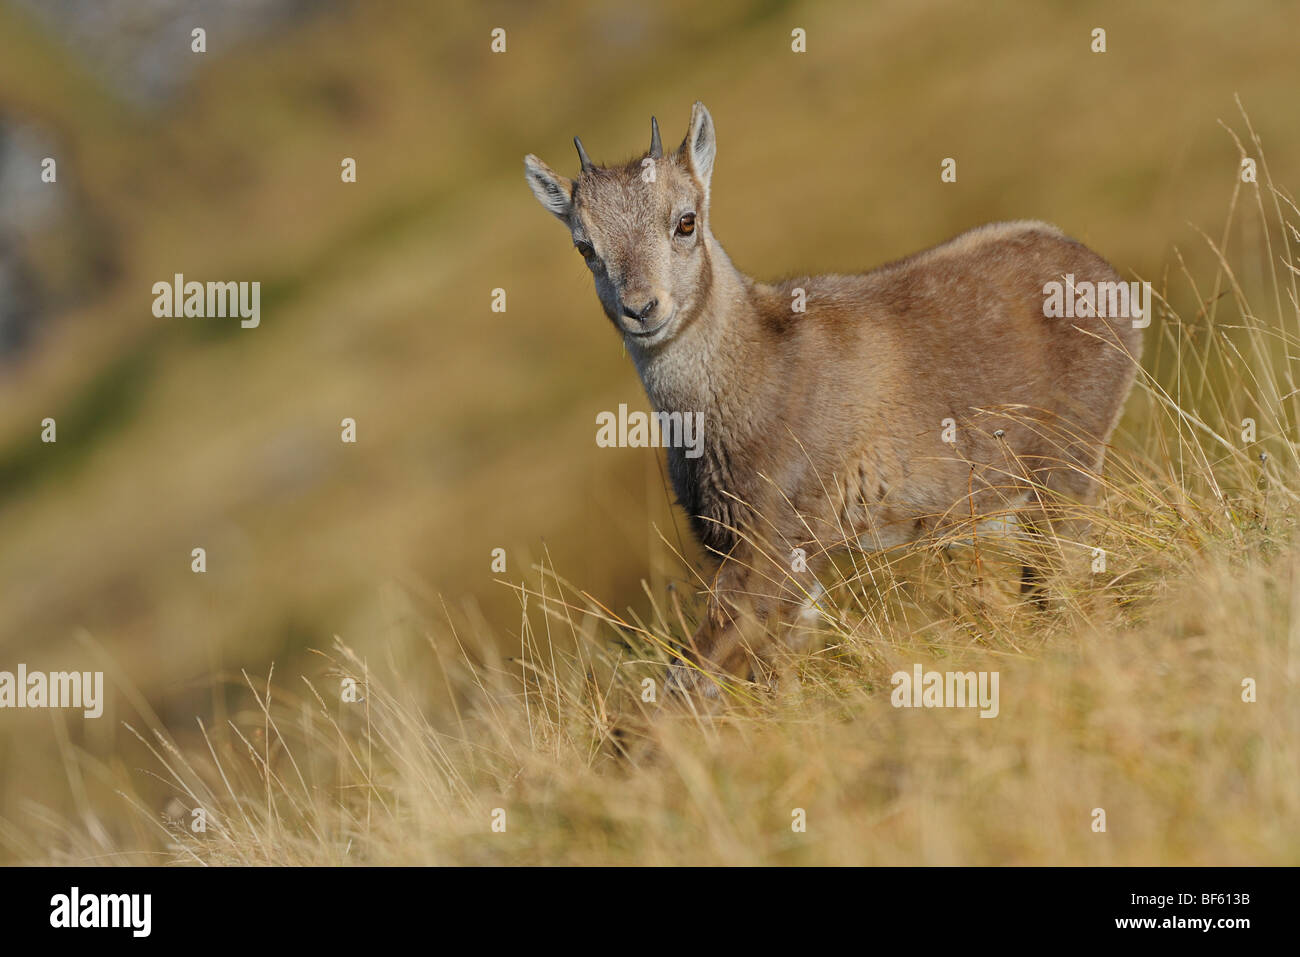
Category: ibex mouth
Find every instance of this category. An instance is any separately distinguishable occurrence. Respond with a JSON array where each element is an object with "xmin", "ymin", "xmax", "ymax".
[
  {"xmin": 626, "ymin": 313, "xmax": 674, "ymax": 341},
  {"xmin": 626, "ymin": 317, "xmax": 676, "ymax": 340}
]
